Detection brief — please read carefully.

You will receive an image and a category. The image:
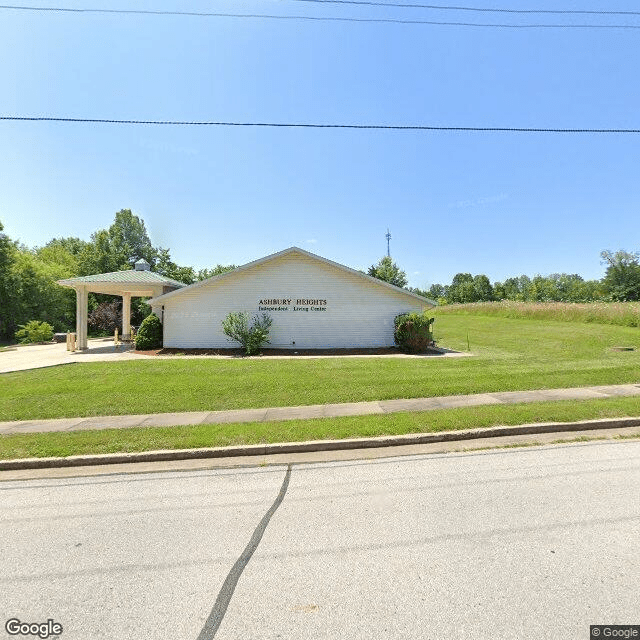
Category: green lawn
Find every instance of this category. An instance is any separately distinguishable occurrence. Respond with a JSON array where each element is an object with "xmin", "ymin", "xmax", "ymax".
[
  {"xmin": 1, "ymin": 396, "xmax": 639, "ymax": 460},
  {"xmin": 0, "ymin": 314, "xmax": 638, "ymax": 421}
]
